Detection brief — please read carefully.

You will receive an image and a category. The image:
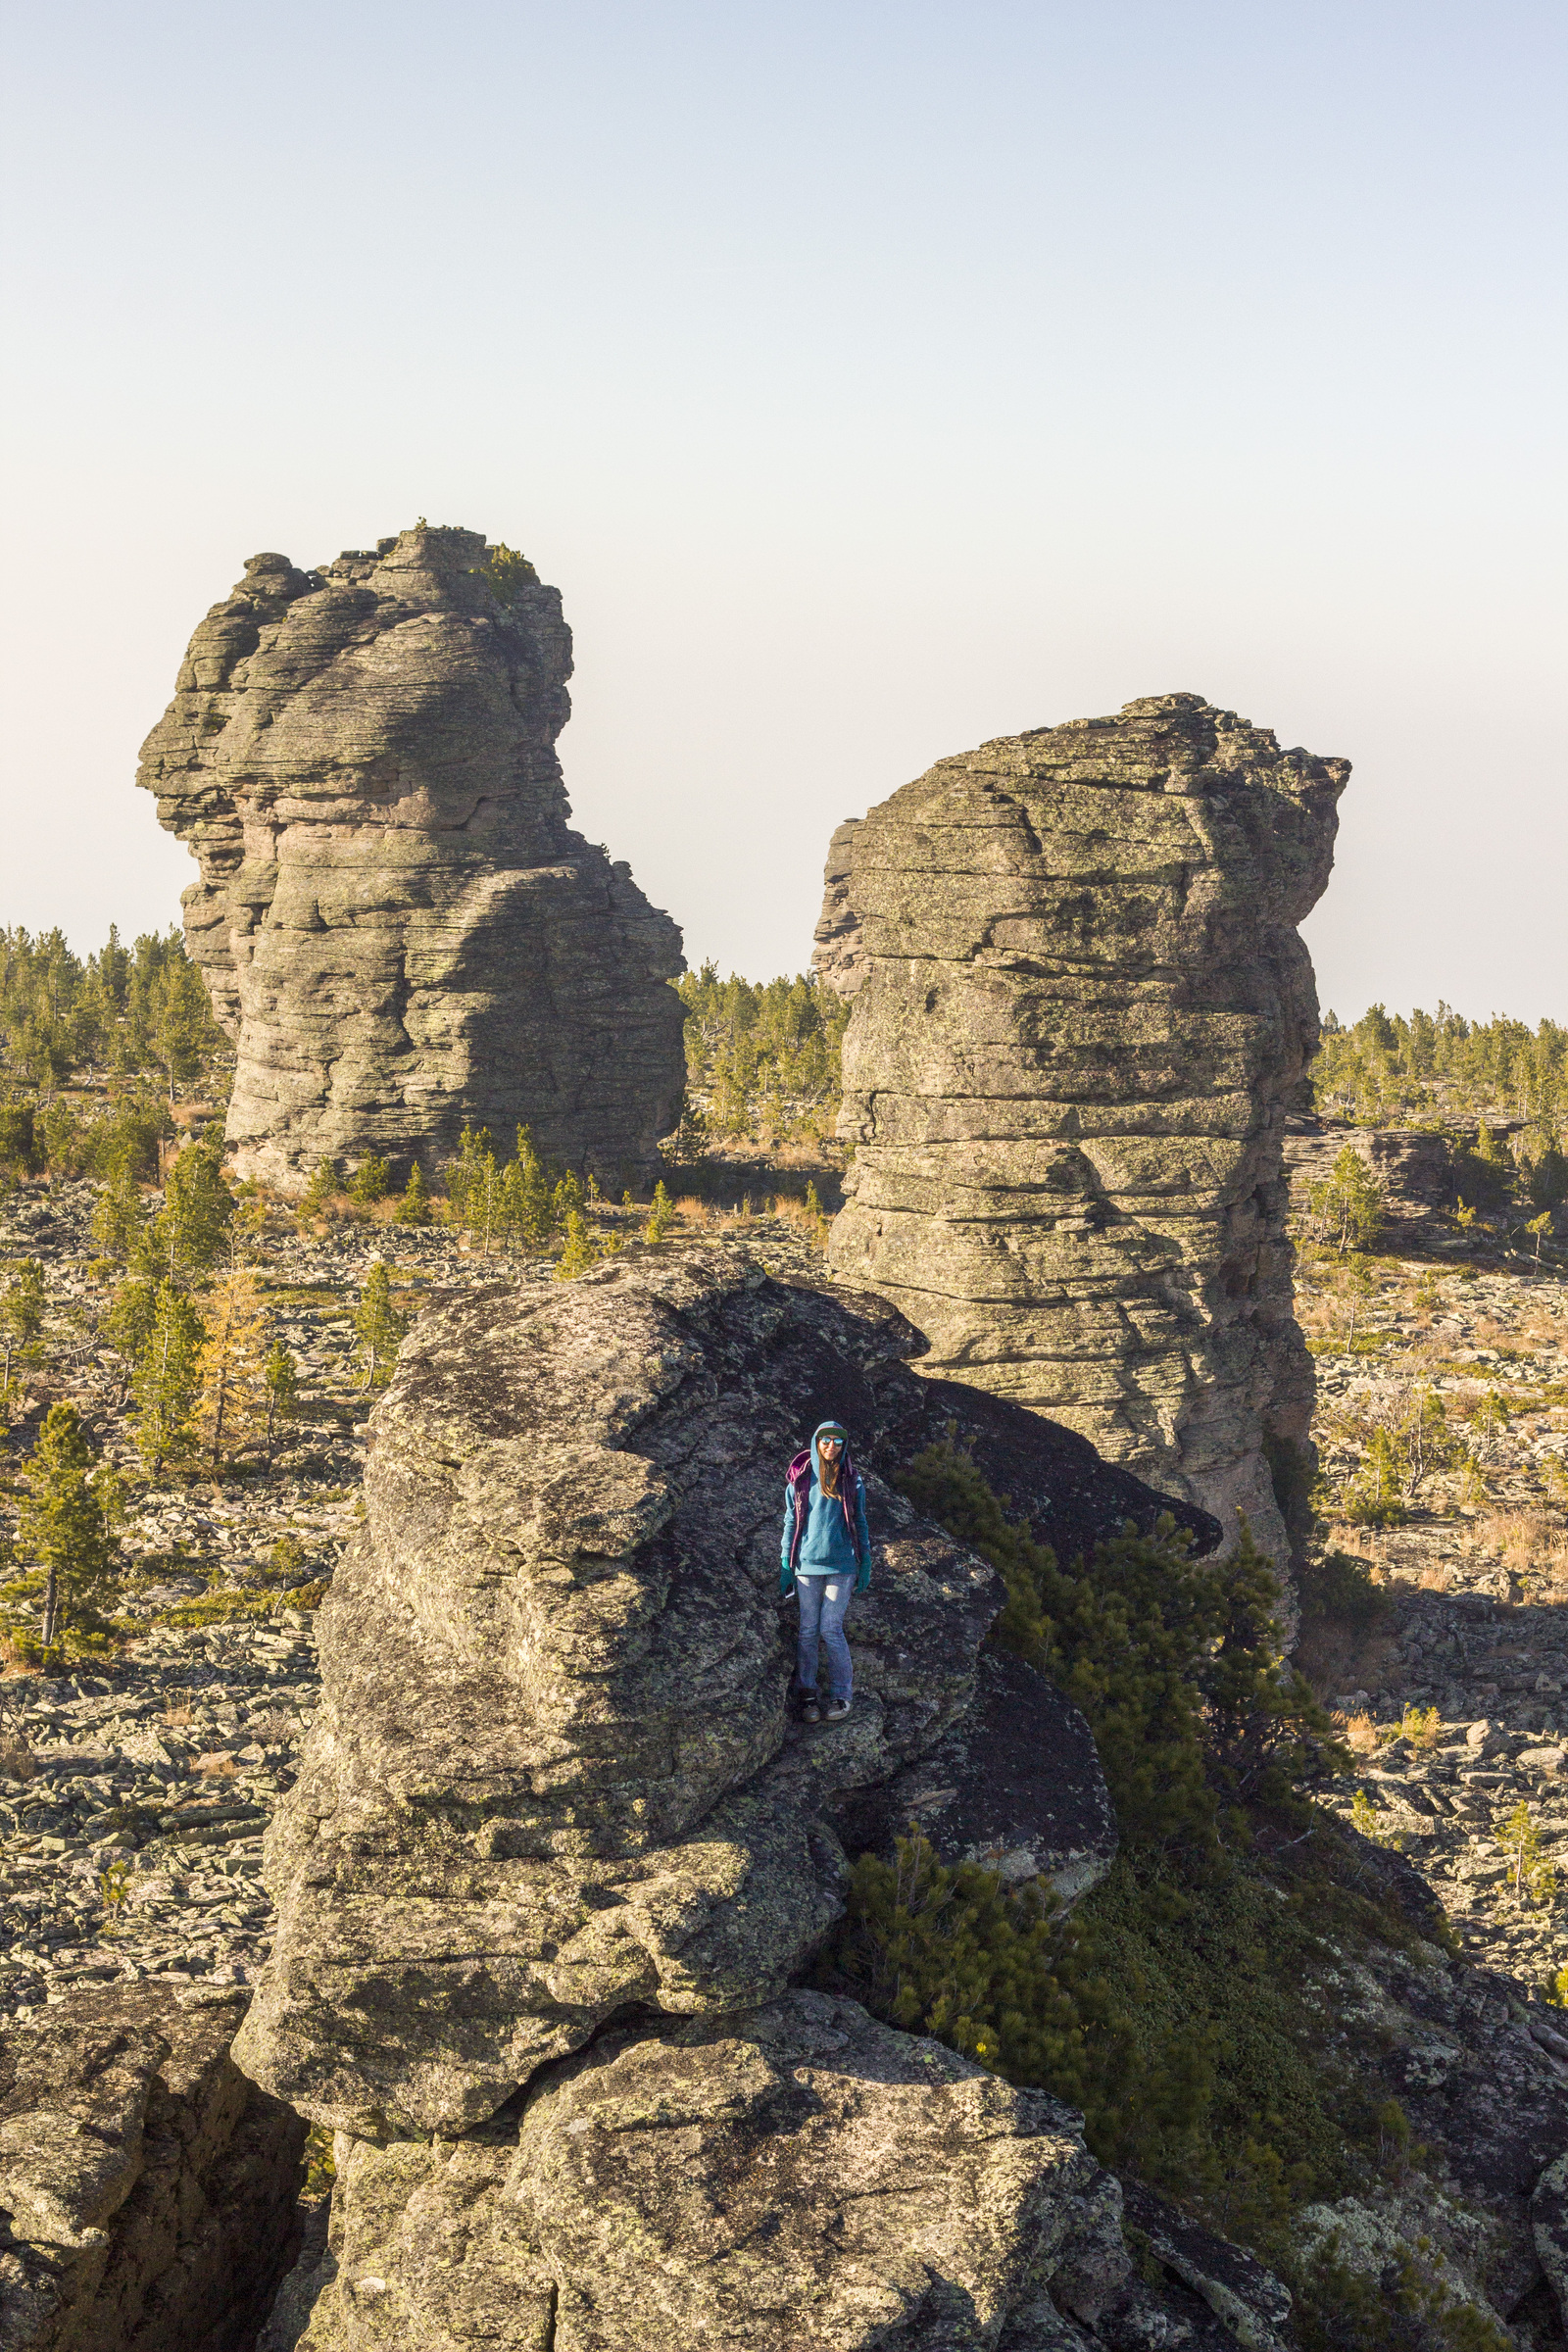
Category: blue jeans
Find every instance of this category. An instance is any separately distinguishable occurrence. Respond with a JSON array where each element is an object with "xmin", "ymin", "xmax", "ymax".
[{"xmin": 797, "ymin": 1571, "xmax": 854, "ymax": 1702}]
